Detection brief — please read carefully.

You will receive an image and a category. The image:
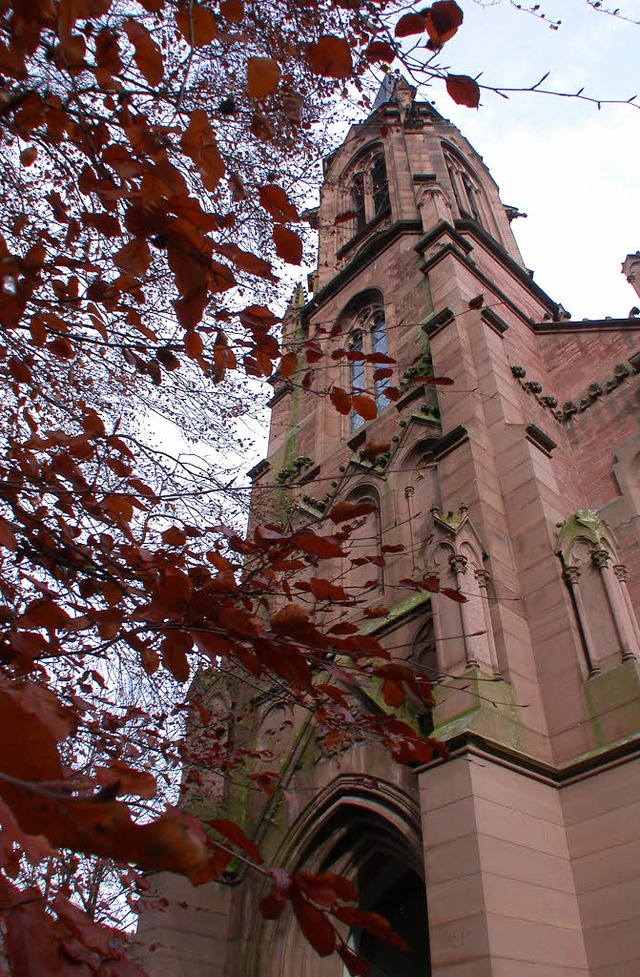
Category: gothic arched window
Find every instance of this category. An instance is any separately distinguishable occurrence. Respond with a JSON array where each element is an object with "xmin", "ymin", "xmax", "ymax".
[
  {"xmin": 443, "ymin": 146, "xmax": 485, "ymax": 228},
  {"xmin": 347, "ymin": 304, "xmax": 390, "ymax": 431},
  {"xmin": 346, "ymin": 145, "xmax": 390, "ymax": 239}
]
